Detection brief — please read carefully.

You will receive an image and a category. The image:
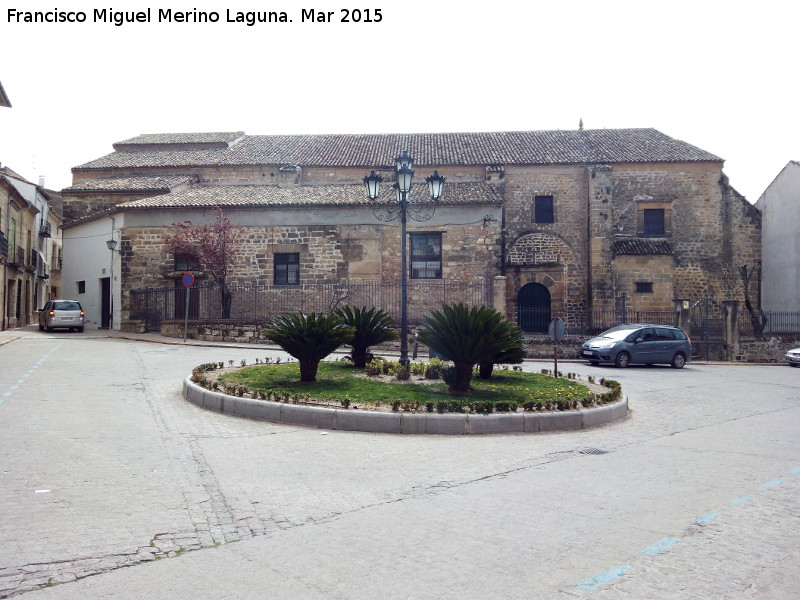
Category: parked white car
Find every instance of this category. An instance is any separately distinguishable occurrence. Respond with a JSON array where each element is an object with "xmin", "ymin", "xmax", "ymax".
[
  {"xmin": 786, "ymin": 348, "xmax": 800, "ymax": 367},
  {"xmin": 39, "ymin": 300, "xmax": 85, "ymax": 333}
]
